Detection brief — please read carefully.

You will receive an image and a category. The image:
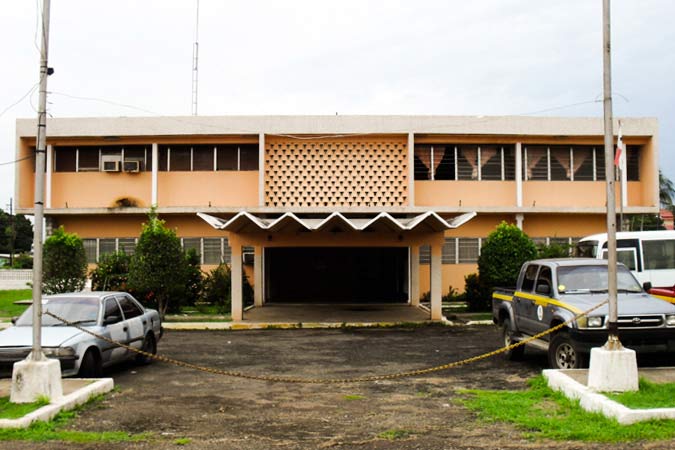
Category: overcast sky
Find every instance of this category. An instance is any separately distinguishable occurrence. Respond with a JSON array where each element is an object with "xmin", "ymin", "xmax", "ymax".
[{"xmin": 2, "ymin": 0, "xmax": 674, "ymax": 213}]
